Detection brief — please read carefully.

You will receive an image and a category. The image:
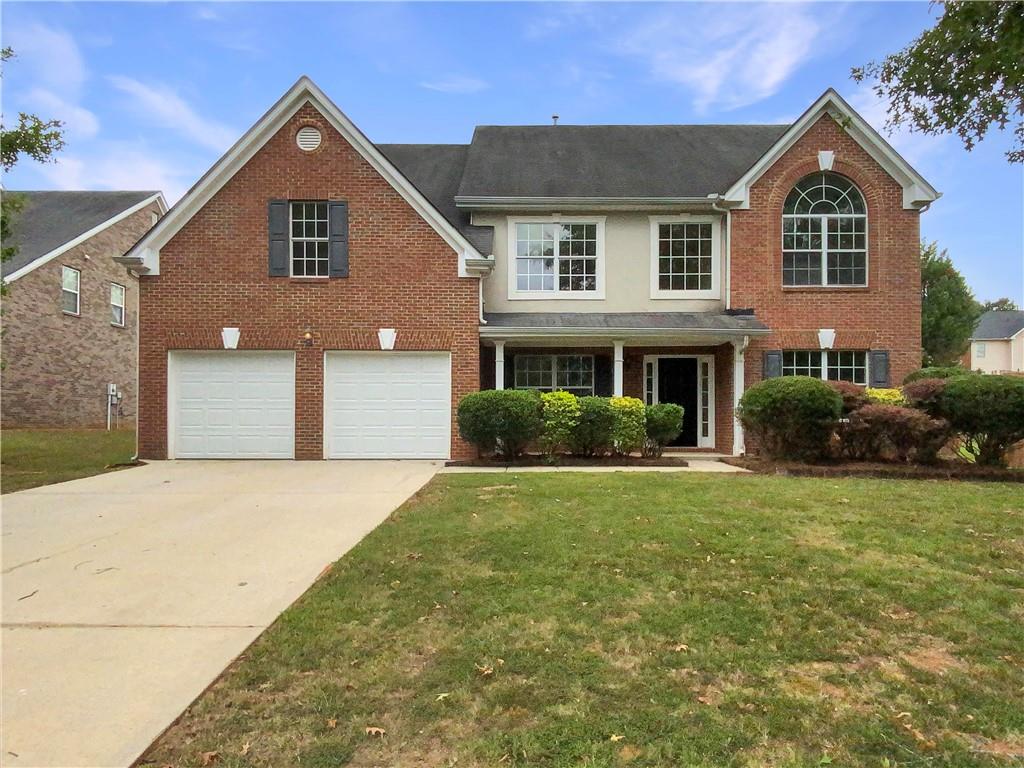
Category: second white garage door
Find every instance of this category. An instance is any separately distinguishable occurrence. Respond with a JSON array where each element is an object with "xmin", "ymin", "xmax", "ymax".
[{"xmin": 324, "ymin": 352, "xmax": 451, "ymax": 459}]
